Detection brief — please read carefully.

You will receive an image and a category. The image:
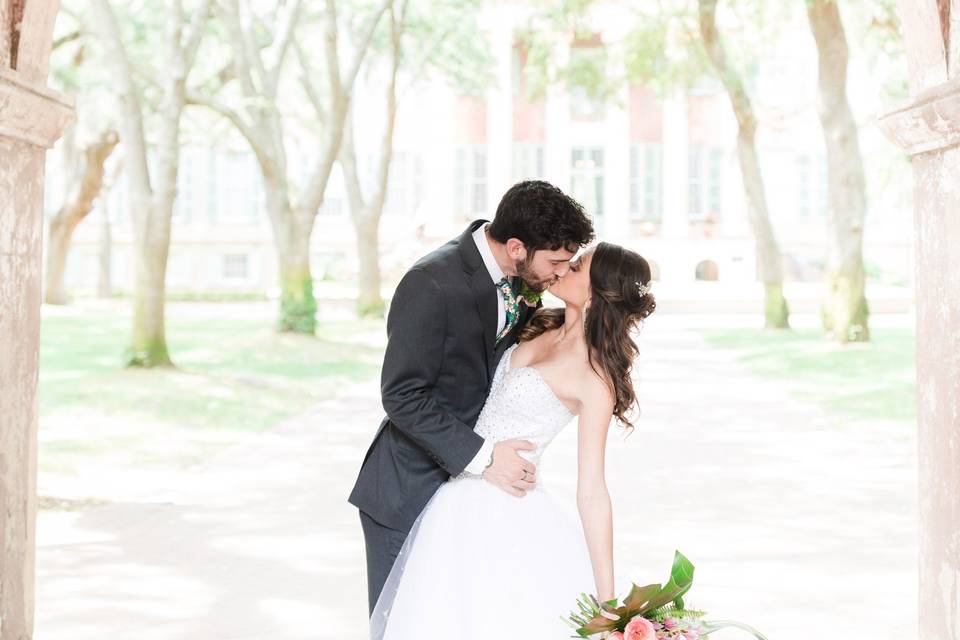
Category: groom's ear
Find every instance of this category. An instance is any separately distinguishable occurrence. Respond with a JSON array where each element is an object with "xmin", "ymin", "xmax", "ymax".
[{"xmin": 505, "ymin": 238, "xmax": 526, "ymax": 261}]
